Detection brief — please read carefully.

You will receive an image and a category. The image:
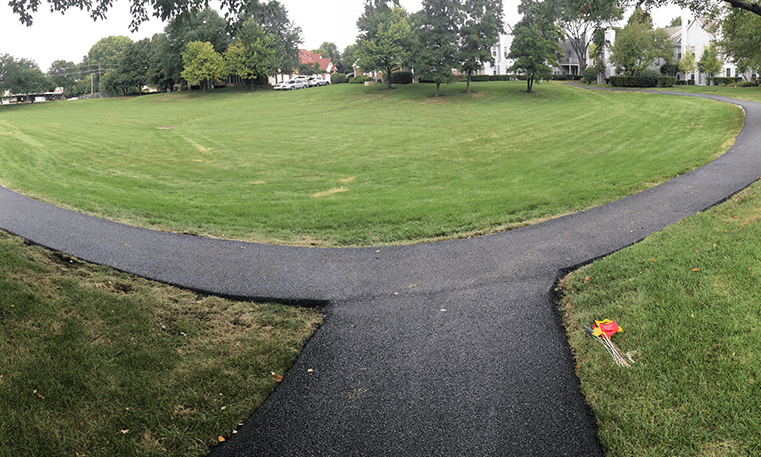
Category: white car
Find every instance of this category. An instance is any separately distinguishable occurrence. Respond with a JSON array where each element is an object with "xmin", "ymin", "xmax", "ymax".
[
  {"xmin": 308, "ymin": 75, "xmax": 329, "ymax": 87},
  {"xmin": 275, "ymin": 79, "xmax": 307, "ymax": 90}
]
